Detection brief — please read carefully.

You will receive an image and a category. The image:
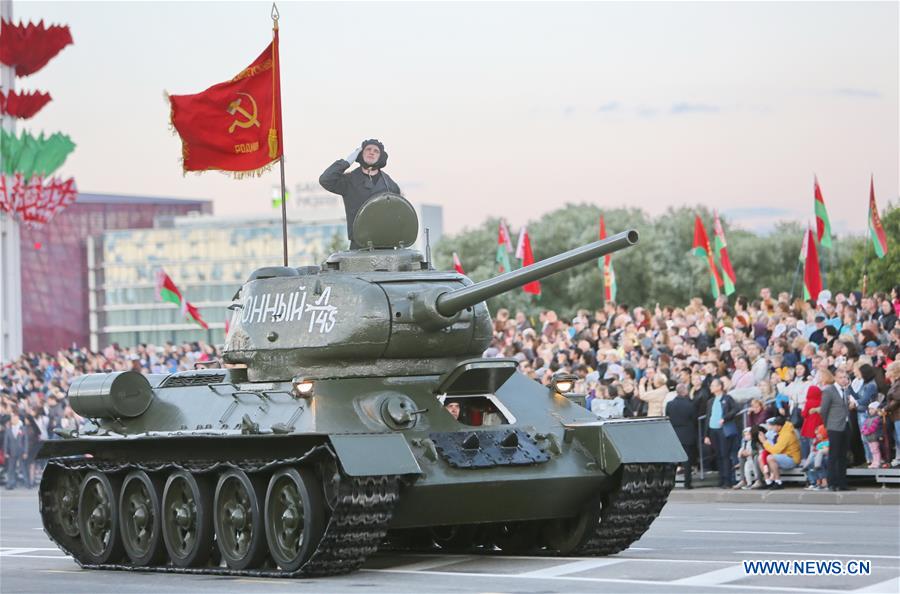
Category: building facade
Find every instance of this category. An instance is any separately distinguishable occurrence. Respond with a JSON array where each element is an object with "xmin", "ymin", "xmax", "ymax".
[
  {"xmin": 89, "ymin": 215, "xmax": 346, "ymax": 349},
  {"xmin": 18, "ymin": 193, "xmax": 211, "ymax": 353}
]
